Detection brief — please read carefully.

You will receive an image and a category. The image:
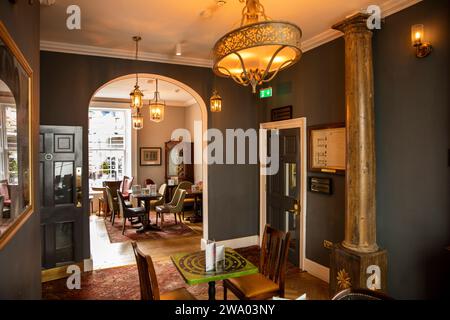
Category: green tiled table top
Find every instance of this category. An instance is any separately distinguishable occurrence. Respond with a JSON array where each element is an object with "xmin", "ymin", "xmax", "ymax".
[{"xmin": 171, "ymin": 248, "xmax": 258, "ymax": 286}]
